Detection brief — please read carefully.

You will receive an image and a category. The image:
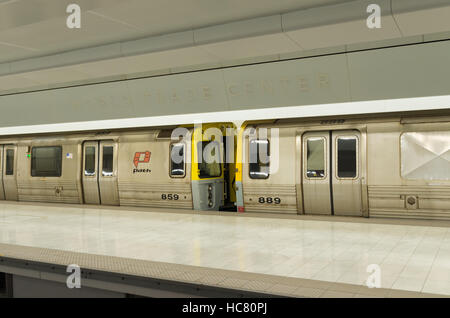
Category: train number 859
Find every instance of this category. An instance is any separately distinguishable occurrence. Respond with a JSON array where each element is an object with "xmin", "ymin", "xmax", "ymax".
[
  {"xmin": 161, "ymin": 194, "xmax": 179, "ymax": 200},
  {"xmin": 258, "ymin": 197, "xmax": 281, "ymax": 204}
]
